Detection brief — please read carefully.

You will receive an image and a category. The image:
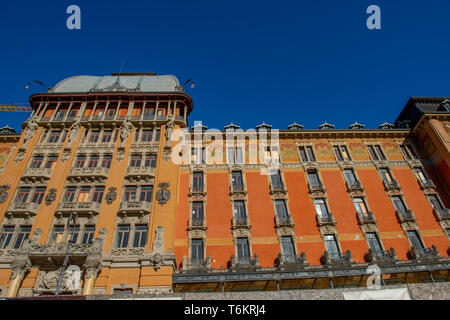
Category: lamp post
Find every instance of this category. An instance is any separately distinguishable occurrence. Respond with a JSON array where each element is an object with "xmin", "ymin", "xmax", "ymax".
[
  {"xmin": 183, "ymin": 79, "xmax": 195, "ymax": 89},
  {"xmin": 25, "ymin": 80, "xmax": 51, "ymax": 91},
  {"xmin": 55, "ymin": 212, "xmax": 76, "ymax": 296}
]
